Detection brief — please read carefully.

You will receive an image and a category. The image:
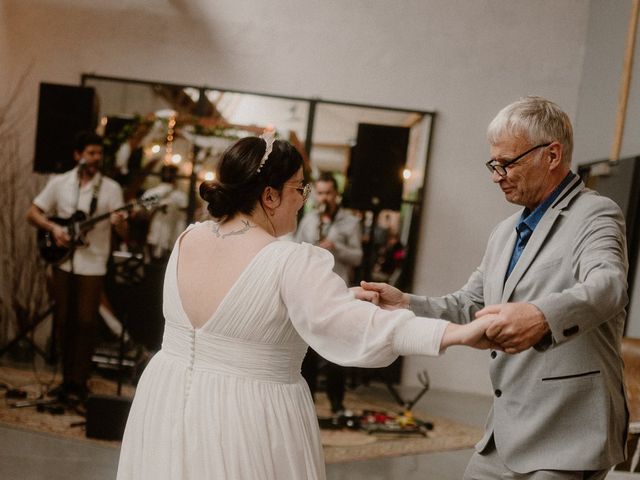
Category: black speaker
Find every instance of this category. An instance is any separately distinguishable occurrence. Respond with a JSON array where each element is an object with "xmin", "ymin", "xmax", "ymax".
[
  {"xmin": 33, "ymin": 83, "xmax": 97, "ymax": 173},
  {"xmin": 343, "ymin": 123, "xmax": 409, "ymax": 211},
  {"xmin": 86, "ymin": 394, "xmax": 132, "ymax": 440}
]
